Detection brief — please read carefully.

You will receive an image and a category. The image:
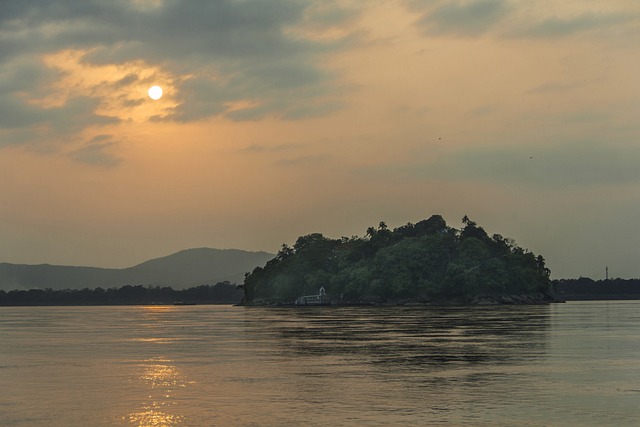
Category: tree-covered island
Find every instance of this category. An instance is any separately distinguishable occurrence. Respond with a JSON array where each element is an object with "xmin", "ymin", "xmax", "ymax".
[{"xmin": 242, "ymin": 215, "xmax": 558, "ymax": 306}]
